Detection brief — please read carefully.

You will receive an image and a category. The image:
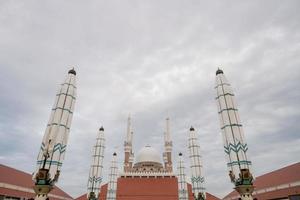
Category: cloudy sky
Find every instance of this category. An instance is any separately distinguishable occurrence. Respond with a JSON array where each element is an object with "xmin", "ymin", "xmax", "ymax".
[{"xmin": 0, "ymin": 0, "xmax": 300, "ymax": 198}]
